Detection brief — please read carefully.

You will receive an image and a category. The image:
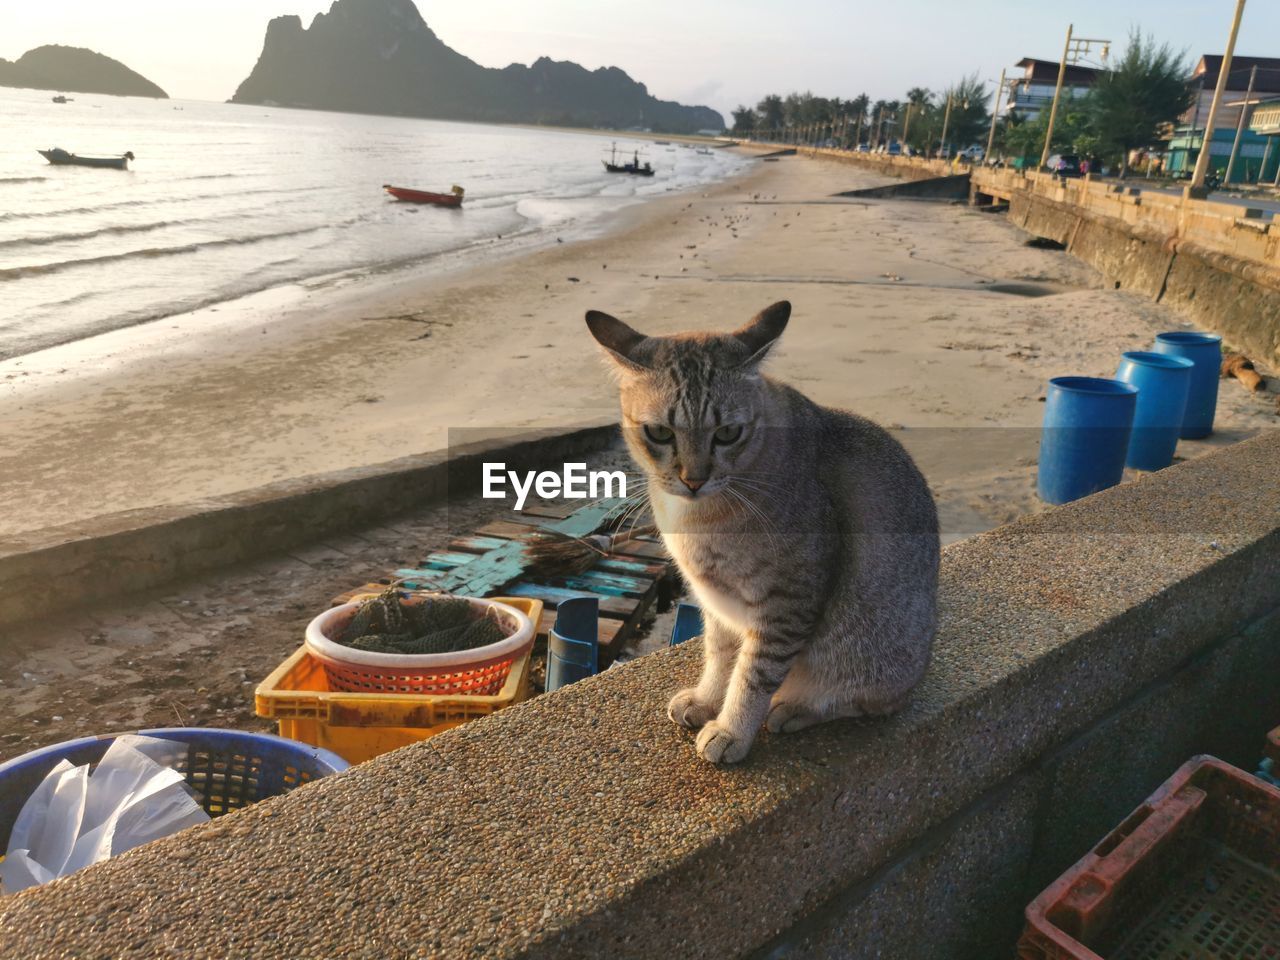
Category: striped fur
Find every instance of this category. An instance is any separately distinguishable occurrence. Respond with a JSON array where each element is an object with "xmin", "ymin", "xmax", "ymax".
[{"xmin": 587, "ymin": 302, "xmax": 940, "ymax": 764}]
